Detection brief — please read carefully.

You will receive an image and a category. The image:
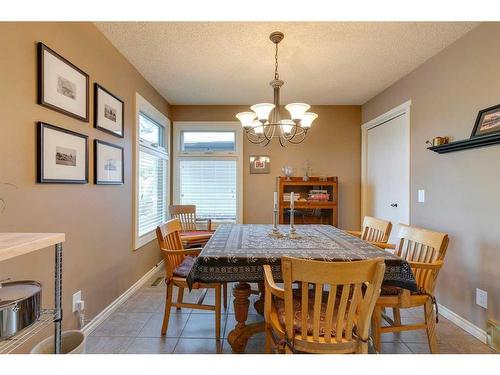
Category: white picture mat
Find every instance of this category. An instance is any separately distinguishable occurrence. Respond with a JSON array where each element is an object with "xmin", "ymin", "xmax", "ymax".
[
  {"xmin": 43, "ymin": 127, "xmax": 86, "ymax": 180},
  {"xmin": 96, "ymin": 87, "xmax": 123, "ymax": 135},
  {"xmin": 43, "ymin": 50, "xmax": 87, "ymax": 118},
  {"xmin": 96, "ymin": 143, "xmax": 123, "ymax": 182}
]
